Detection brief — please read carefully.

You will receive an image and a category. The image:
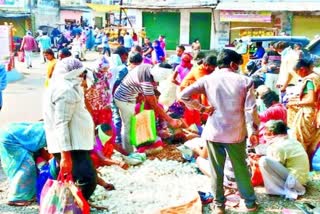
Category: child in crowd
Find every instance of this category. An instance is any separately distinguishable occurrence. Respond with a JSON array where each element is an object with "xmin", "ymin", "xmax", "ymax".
[
  {"xmin": 171, "ymin": 53, "xmax": 193, "ymax": 86},
  {"xmin": 91, "ymin": 124, "xmax": 129, "ymax": 191}
]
